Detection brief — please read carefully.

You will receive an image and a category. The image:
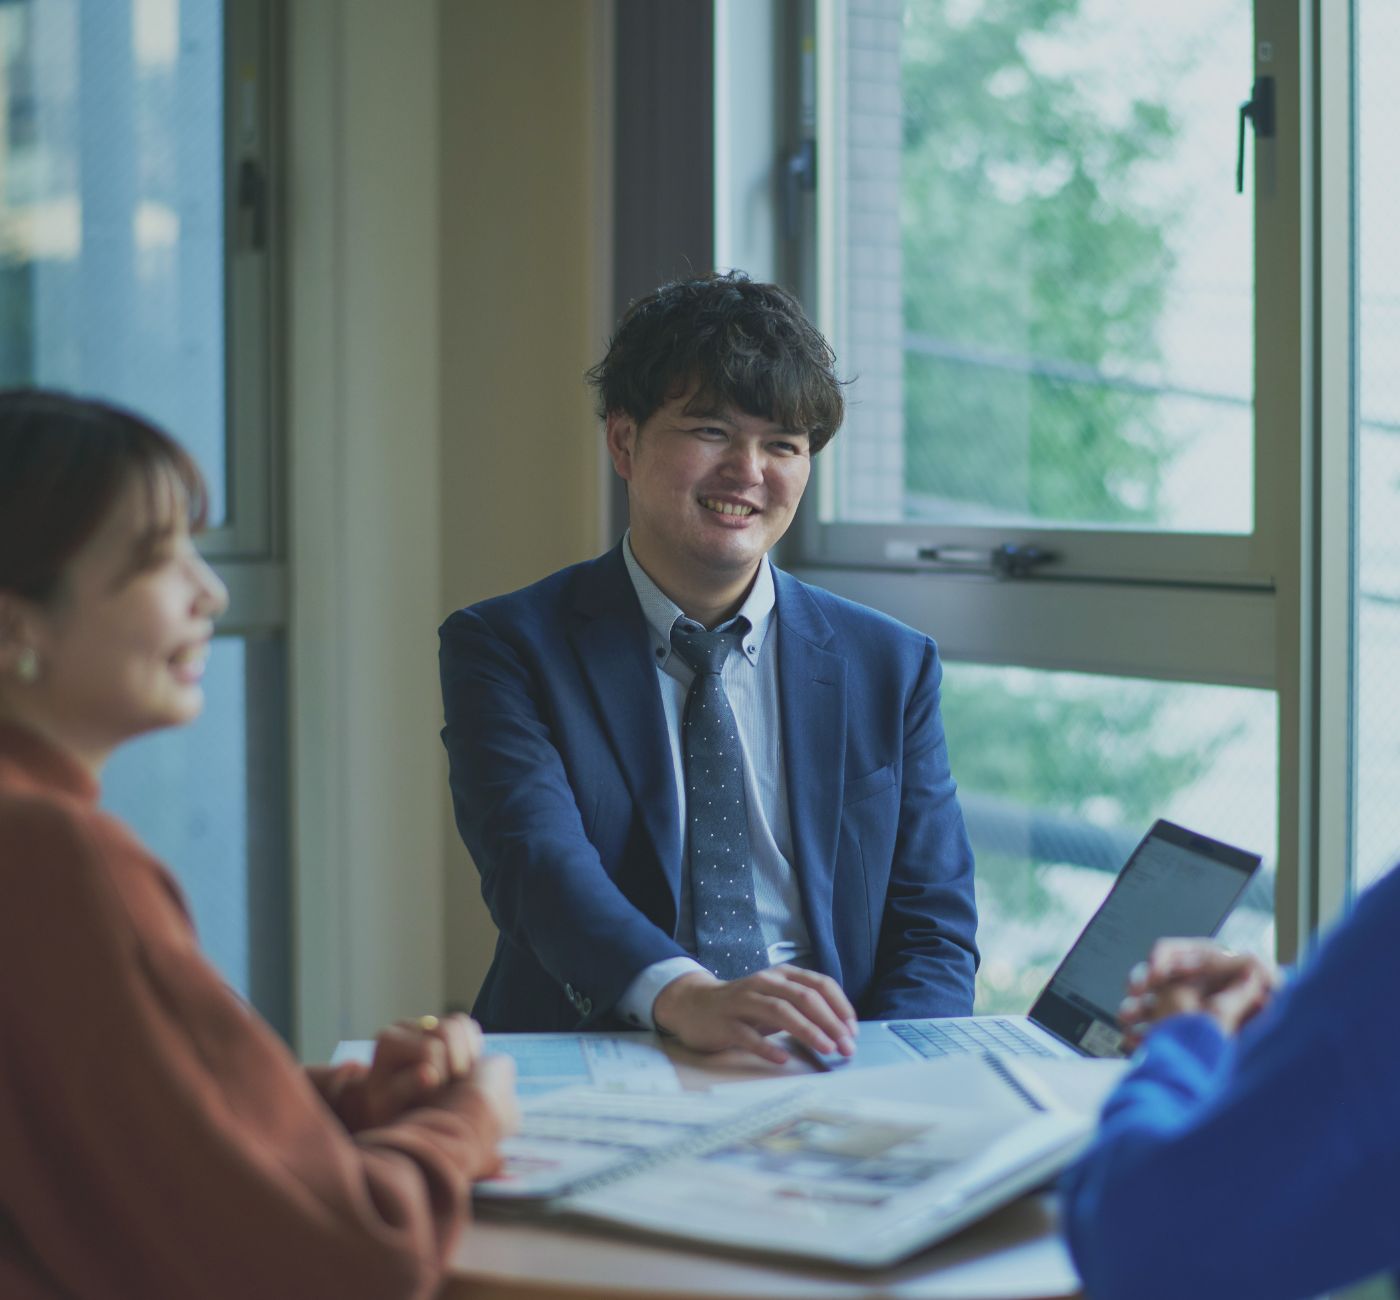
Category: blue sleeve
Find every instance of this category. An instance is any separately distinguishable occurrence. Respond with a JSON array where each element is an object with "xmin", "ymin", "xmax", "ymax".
[
  {"xmin": 439, "ymin": 608, "xmax": 688, "ymax": 1020},
  {"xmin": 862, "ymin": 637, "xmax": 979, "ymax": 1019},
  {"xmin": 1061, "ymin": 865, "xmax": 1400, "ymax": 1300}
]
